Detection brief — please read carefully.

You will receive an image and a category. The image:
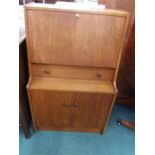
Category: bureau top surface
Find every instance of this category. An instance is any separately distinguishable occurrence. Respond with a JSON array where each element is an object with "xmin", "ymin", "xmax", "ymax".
[{"xmin": 25, "ymin": 2, "xmax": 128, "ymax": 16}]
